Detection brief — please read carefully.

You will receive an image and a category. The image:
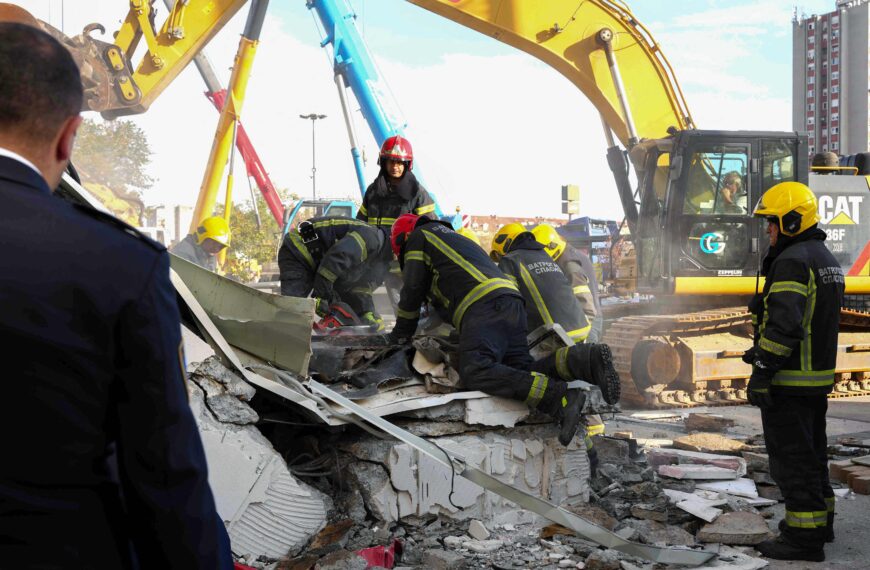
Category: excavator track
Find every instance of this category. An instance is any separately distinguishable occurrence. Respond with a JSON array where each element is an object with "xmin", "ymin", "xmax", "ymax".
[{"xmin": 603, "ymin": 307, "xmax": 870, "ymax": 409}]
